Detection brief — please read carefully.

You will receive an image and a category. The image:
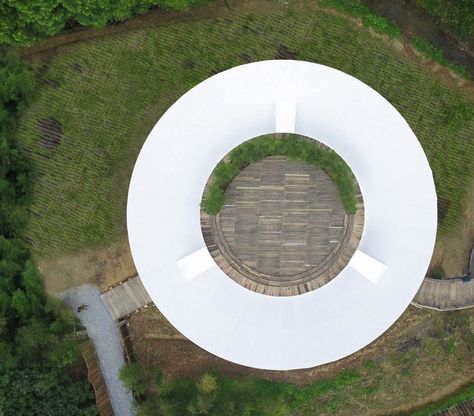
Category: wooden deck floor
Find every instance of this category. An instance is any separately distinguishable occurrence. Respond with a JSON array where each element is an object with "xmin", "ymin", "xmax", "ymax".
[
  {"xmin": 100, "ymin": 275, "xmax": 153, "ymax": 321},
  {"xmin": 80, "ymin": 339, "xmax": 114, "ymax": 416},
  {"xmin": 220, "ymin": 156, "xmax": 348, "ymax": 277},
  {"xmin": 202, "ymin": 156, "xmax": 364, "ymax": 296}
]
